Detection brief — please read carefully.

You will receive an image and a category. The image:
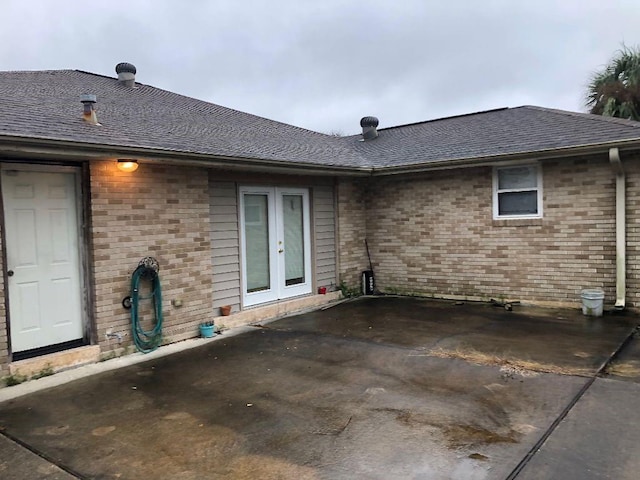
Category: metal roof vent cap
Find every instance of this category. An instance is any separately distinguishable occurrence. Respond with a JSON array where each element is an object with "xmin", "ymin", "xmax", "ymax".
[
  {"xmin": 80, "ymin": 94, "xmax": 100, "ymax": 125},
  {"xmin": 360, "ymin": 116, "xmax": 379, "ymax": 140},
  {"xmin": 115, "ymin": 62, "xmax": 137, "ymax": 87}
]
